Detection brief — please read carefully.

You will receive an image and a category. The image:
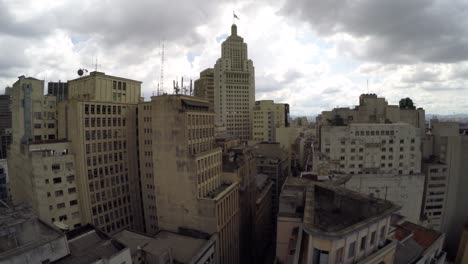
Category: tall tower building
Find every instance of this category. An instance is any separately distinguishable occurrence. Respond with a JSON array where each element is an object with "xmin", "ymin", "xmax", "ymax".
[
  {"xmin": 194, "ymin": 68, "xmax": 214, "ymax": 111},
  {"xmin": 142, "ymin": 95, "xmax": 240, "ymax": 264},
  {"xmin": 58, "ymin": 71, "xmax": 144, "ymax": 233},
  {"xmin": 214, "ymin": 24, "xmax": 255, "ymax": 140}
]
